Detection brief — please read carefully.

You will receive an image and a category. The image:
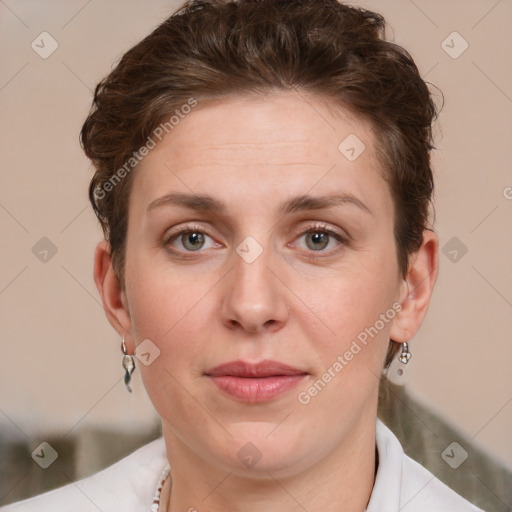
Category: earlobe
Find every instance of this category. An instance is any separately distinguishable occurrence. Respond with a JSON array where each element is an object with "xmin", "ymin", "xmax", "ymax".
[
  {"xmin": 390, "ymin": 230, "xmax": 439, "ymax": 343},
  {"xmin": 93, "ymin": 240, "xmax": 132, "ymax": 339}
]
